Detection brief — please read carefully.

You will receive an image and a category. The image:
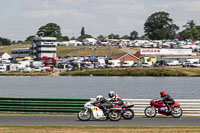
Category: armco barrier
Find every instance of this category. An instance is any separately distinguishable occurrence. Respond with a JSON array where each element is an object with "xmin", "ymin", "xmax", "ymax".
[
  {"xmin": 0, "ymin": 97, "xmax": 199, "ymax": 116},
  {"xmin": 90, "ymin": 98, "xmax": 200, "ymax": 116},
  {"xmin": 0, "ymin": 97, "xmax": 90, "ymax": 114}
]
